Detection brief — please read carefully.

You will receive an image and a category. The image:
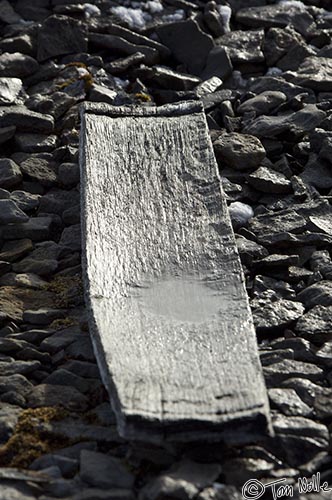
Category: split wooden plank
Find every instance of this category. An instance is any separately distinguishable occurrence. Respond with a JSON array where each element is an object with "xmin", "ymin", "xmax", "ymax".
[{"xmin": 79, "ymin": 101, "xmax": 271, "ymax": 444}]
